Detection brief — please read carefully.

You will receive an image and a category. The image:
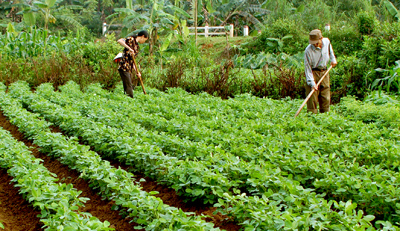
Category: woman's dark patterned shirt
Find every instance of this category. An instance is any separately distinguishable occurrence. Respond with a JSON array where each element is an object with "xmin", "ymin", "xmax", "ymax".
[{"xmin": 118, "ymin": 36, "xmax": 139, "ymax": 72}]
